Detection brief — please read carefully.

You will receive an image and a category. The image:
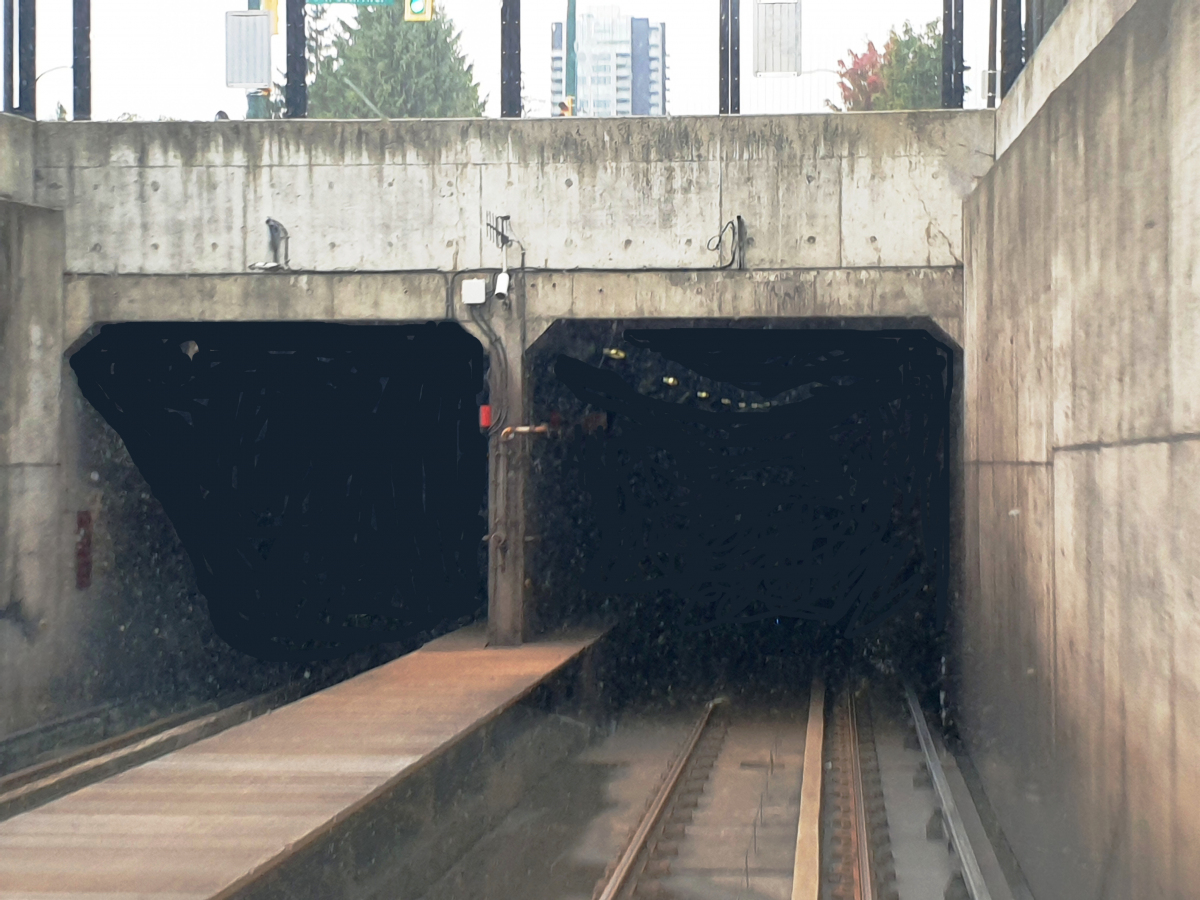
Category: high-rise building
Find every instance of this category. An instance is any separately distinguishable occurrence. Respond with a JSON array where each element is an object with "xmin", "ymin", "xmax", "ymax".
[{"xmin": 551, "ymin": 6, "xmax": 667, "ymax": 117}]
